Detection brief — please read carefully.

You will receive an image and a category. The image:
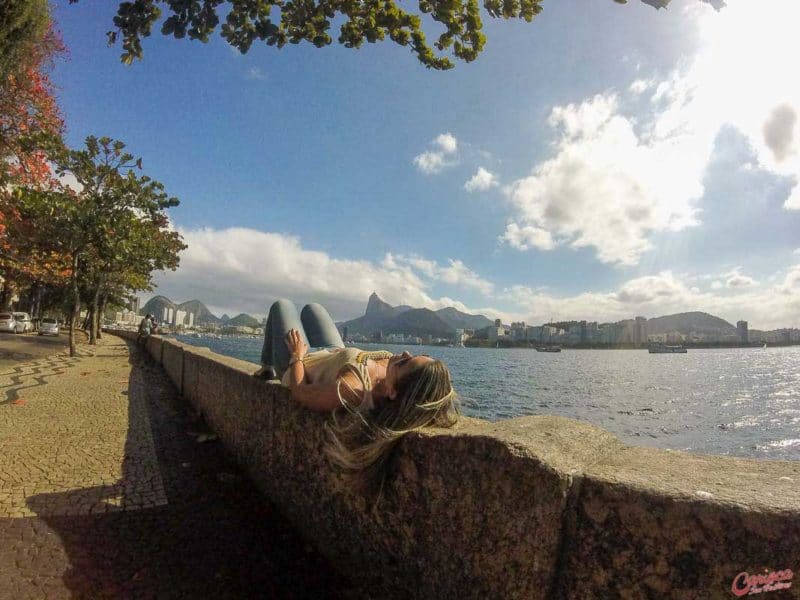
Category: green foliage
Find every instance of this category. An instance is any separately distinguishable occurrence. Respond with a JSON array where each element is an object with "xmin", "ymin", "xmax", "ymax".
[
  {"xmin": 0, "ymin": 0, "xmax": 50, "ymax": 80},
  {"xmin": 70, "ymin": 0, "xmax": 548, "ymax": 69},
  {"xmin": 48, "ymin": 135, "xmax": 186, "ymax": 289},
  {"xmin": 16, "ymin": 135, "xmax": 186, "ymax": 351}
]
